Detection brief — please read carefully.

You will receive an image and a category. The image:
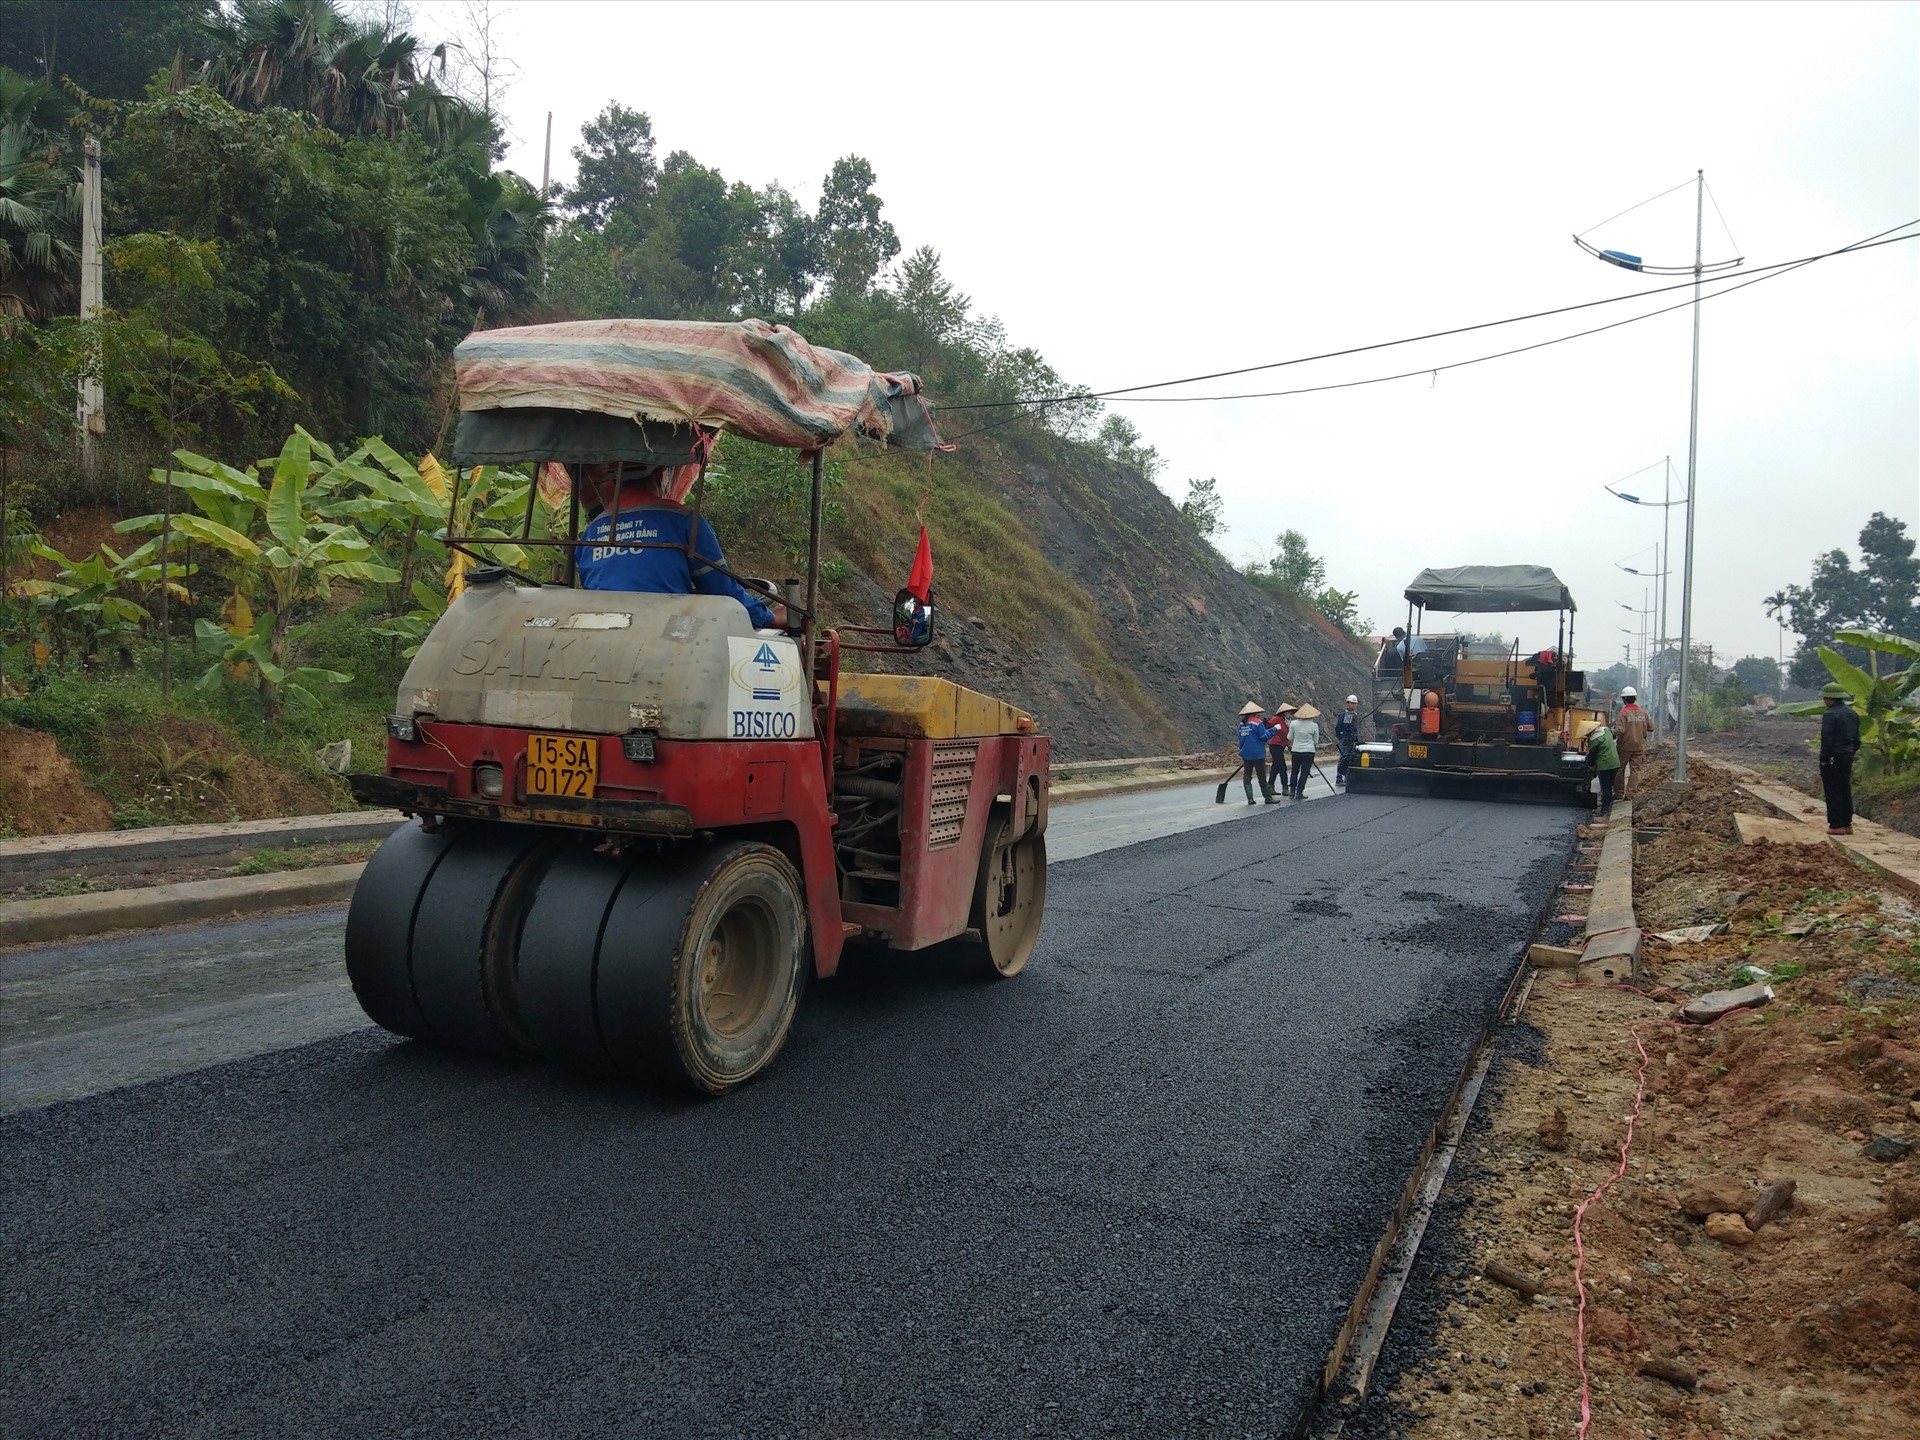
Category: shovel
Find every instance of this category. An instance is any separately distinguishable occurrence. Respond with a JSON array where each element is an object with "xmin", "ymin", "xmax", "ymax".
[{"xmin": 1213, "ymin": 765, "xmax": 1242, "ymax": 804}]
